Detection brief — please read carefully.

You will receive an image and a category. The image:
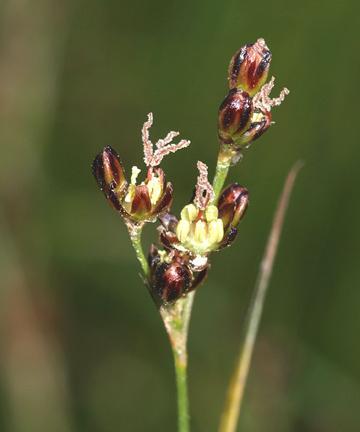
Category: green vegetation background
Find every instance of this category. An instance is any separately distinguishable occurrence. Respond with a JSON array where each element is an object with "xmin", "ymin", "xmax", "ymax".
[{"xmin": 0, "ymin": 0, "xmax": 359, "ymax": 431}]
